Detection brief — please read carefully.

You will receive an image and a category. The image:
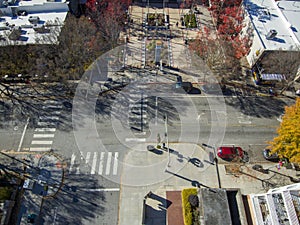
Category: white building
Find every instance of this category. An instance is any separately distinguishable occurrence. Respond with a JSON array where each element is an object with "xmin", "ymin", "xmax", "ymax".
[
  {"xmin": 0, "ymin": 0, "xmax": 69, "ymax": 45},
  {"xmin": 243, "ymin": 0, "xmax": 300, "ymax": 84},
  {"xmin": 248, "ymin": 183, "xmax": 300, "ymax": 225}
]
